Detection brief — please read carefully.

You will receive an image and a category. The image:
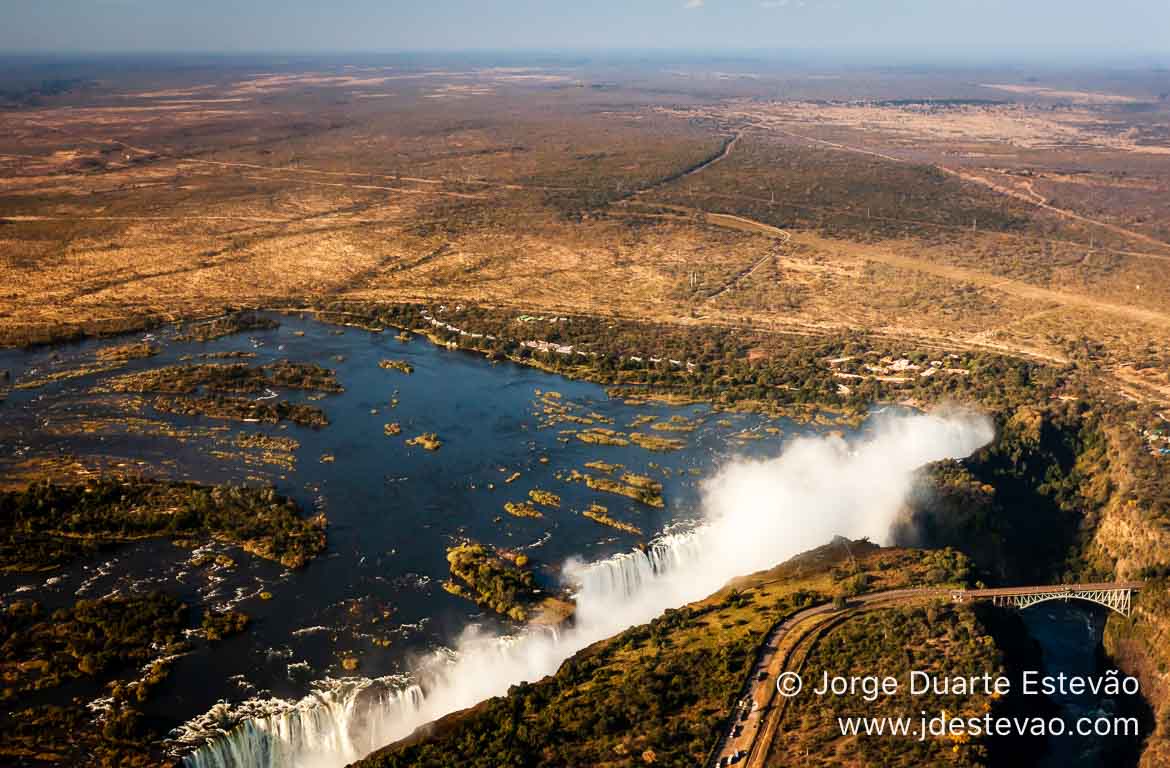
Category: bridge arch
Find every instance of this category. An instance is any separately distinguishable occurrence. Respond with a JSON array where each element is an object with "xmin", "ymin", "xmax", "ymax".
[
  {"xmin": 993, "ymin": 589, "xmax": 1133, "ymax": 617},
  {"xmin": 951, "ymin": 583, "xmax": 1141, "ymax": 618}
]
